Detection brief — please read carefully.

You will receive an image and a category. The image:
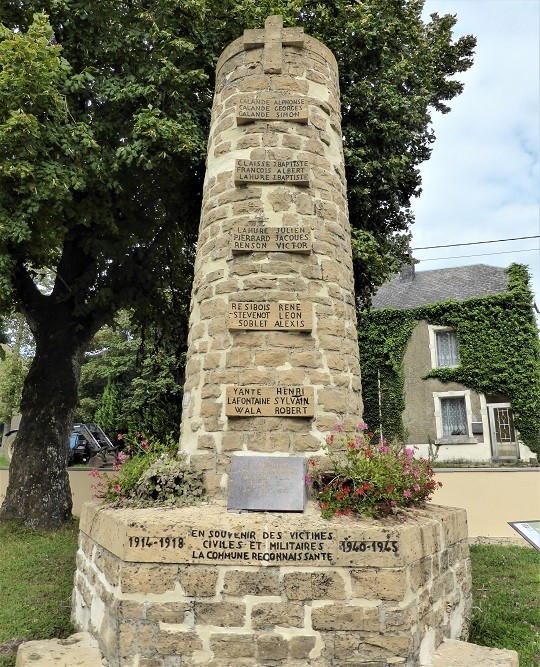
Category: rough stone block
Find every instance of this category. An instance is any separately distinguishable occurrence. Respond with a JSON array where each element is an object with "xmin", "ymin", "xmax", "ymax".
[
  {"xmin": 179, "ymin": 566, "xmax": 219, "ymax": 597},
  {"xmin": 15, "ymin": 633, "xmax": 103, "ymax": 667},
  {"xmin": 350, "ymin": 568, "xmax": 407, "ymax": 601},
  {"xmin": 311, "ymin": 603, "xmax": 381, "ymax": 632},
  {"xmin": 210, "ymin": 633, "xmax": 257, "ymax": 658},
  {"xmin": 120, "ymin": 565, "xmax": 178, "ymax": 594},
  {"xmin": 195, "ymin": 601, "xmax": 246, "ymax": 627},
  {"xmin": 155, "ymin": 630, "xmax": 203, "ymax": 655},
  {"xmin": 222, "ymin": 569, "xmax": 281, "ymax": 596},
  {"xmin": 251, "ymin": 602, "xmax": 305, "ymax": 629},
  {"xmin": 256, "ymin": 634, "xmax": 289, "ymax": 661}
]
